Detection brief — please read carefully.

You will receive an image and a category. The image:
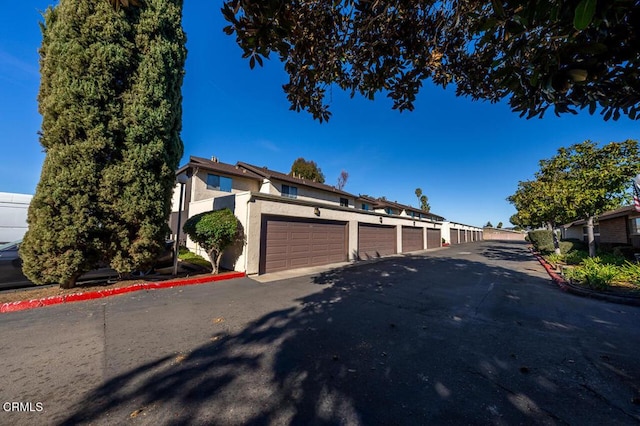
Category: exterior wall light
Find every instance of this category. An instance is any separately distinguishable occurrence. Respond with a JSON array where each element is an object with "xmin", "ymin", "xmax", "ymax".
[
  {"xmin": 314, "ymin": 207, "xmax": 320, "ymax": 216},
  {"xmin": 379, "ymin": 216, "xmax": 383, "ymax": 224}
]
